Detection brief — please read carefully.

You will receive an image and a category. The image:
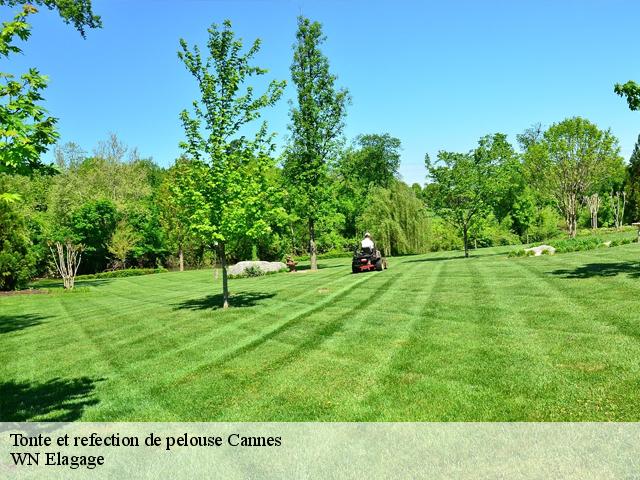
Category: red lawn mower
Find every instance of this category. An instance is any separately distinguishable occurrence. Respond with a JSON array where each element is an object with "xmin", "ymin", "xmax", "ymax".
[{"xmin": 352, "ymin": 246, "xmax": 387, "ymax": 273}]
